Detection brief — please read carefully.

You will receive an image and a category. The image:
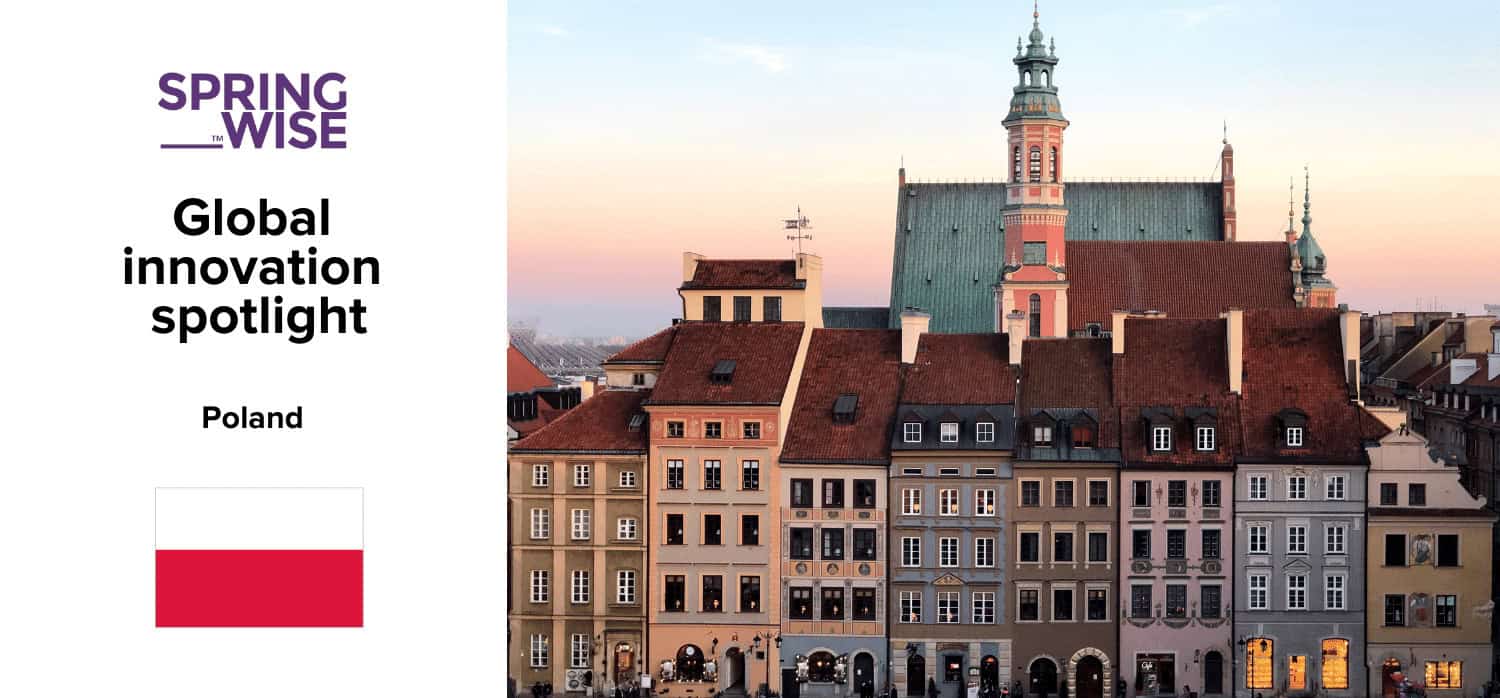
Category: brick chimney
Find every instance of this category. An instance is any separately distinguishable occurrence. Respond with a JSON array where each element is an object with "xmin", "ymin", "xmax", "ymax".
[
  {"xmin": 1006, "ymin": 310, "xmax": 1026, "ymax": 366},
  {"xmin": 1224, "ymin": 308, "xmax": 1244, "ymax": 394},
  {"xmin": 682, "ymin": 251, "xmax": 705, "ymax": 283},
  {"xmin": 900, "ymin": 309, "xmax": 930, "ymax": 364}
]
